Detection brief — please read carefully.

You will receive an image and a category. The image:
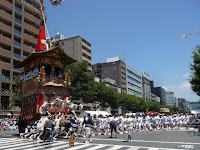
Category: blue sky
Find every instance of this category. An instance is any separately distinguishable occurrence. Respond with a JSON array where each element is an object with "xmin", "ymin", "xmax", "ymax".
[{"xmin": 42, "ymin": 0, "xmax": 200, "ymax": 102}]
